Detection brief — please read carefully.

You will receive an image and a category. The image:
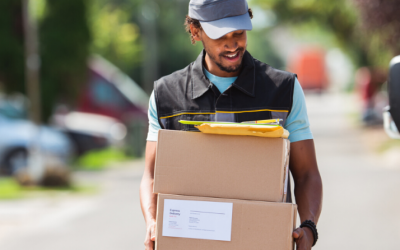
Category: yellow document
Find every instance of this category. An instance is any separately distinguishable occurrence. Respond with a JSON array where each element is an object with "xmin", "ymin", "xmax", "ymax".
[{"xmin": 195, "ymin": 123, "xmax": 289, "ymax": 138}]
